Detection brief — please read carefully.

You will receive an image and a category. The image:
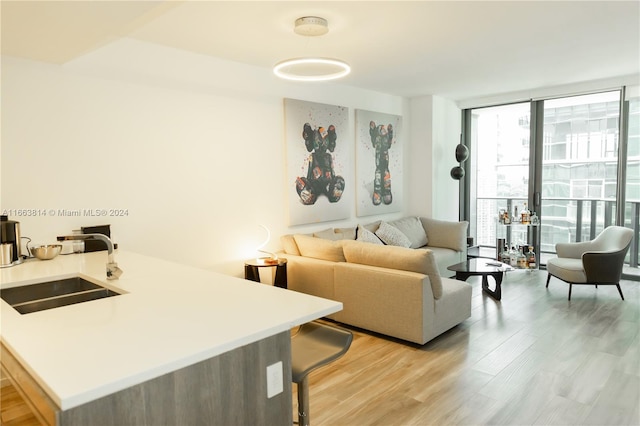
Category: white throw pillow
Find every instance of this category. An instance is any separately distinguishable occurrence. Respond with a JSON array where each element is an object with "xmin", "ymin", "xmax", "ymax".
[
  {"xmin": 375, "ymin": 221, "xmax": 412, "ymax": 248},
  {"xmin": 356, "ymin": 225, "xmax": 383, "ymax": 245},
  {"xmin": 388, "ymin": 217, "xmax": 428, "ymax": 248}
]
